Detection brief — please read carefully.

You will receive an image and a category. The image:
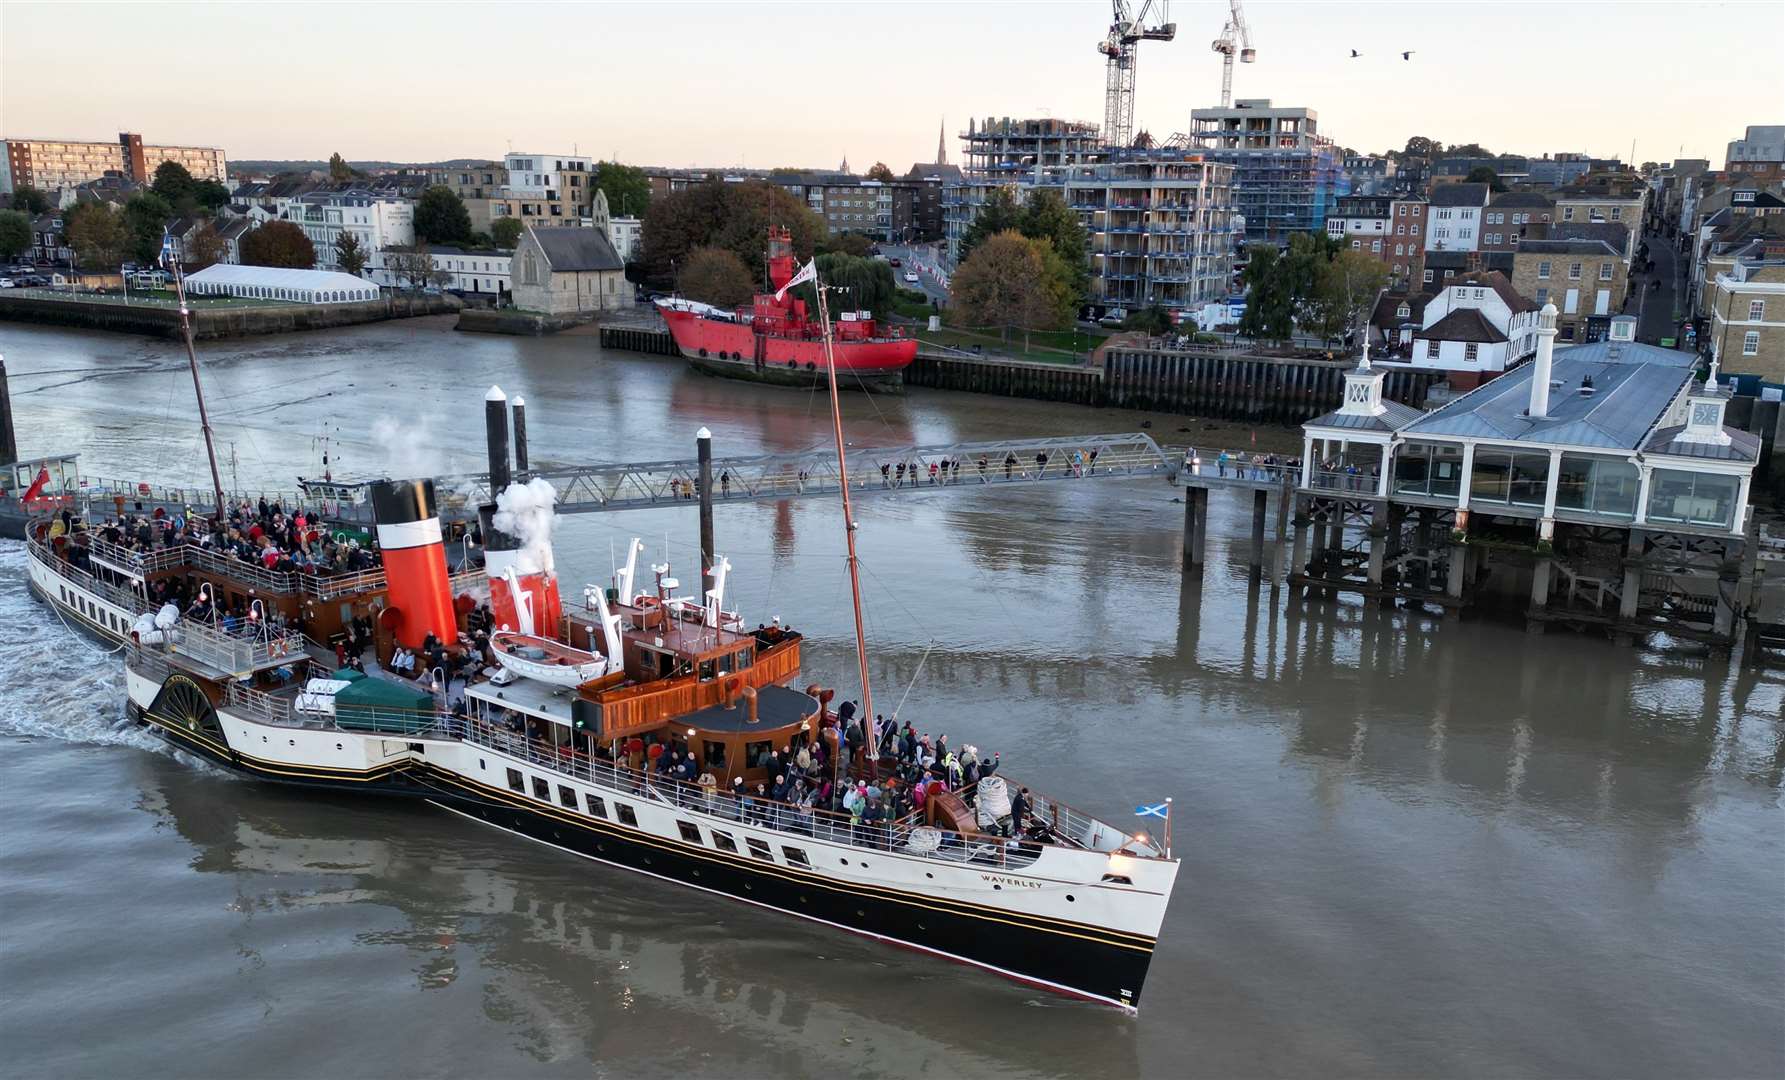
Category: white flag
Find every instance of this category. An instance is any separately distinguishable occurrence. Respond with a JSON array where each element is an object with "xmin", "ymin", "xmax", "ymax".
[{"xmin": 774, "ymin": 258, "xmax": 818, "ymax": 301}]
